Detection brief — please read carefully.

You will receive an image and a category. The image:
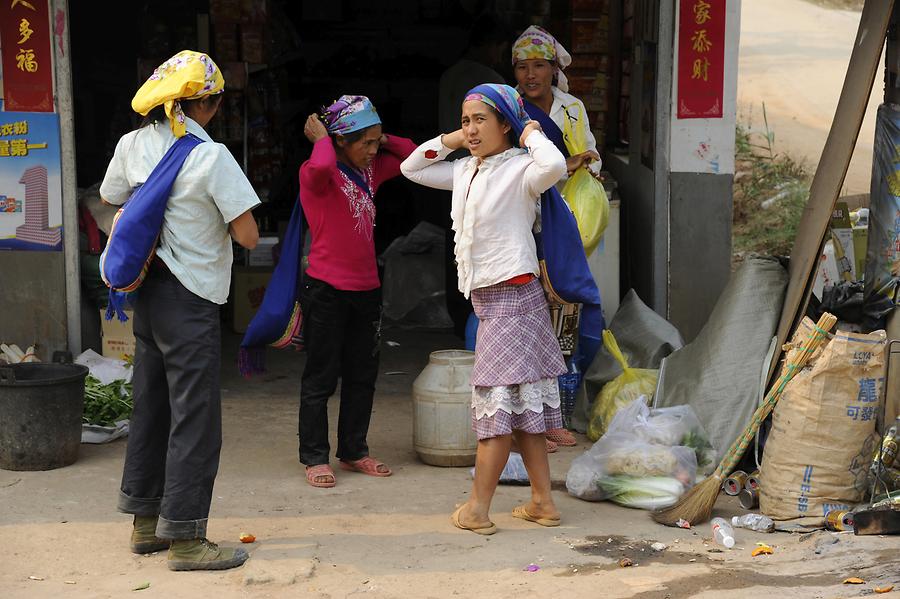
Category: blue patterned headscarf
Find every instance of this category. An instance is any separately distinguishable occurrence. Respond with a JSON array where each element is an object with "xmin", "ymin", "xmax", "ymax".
[
  {"xmin": 321, "ymin": 95, "xmax": 381, "ymax": 136},
  {"xmin": 463, "ymin": 84, "xmax": 529, "ymax": 130}
]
